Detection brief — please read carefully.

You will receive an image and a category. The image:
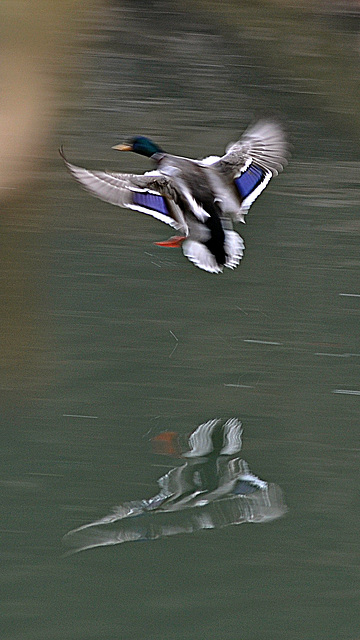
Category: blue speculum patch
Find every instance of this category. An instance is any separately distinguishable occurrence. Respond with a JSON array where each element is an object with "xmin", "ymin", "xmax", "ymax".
[
  {"xmin": 133, "ymin": 191, "xmax": 170, "ymax": 215},
  {"xmin": 235, "ymin": 164, "xmax": 265, "ymax": 199}
]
